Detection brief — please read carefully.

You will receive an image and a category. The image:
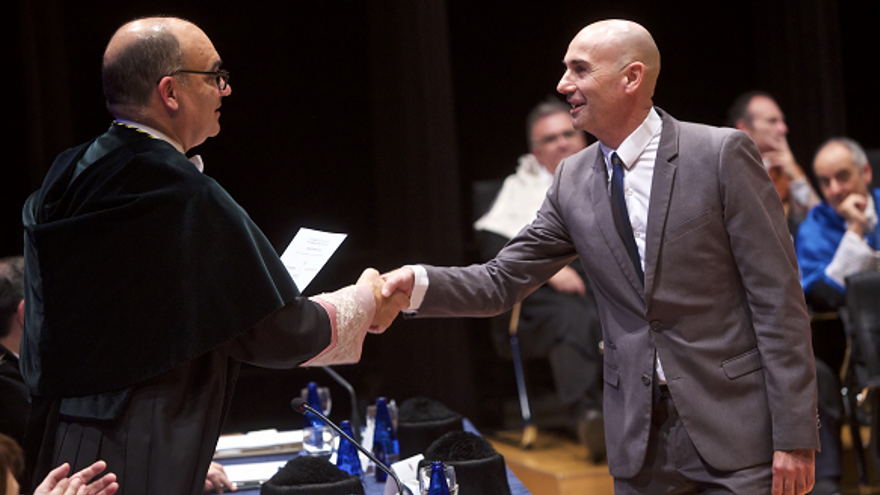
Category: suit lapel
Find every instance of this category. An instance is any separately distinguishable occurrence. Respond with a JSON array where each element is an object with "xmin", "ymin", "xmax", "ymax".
[
  {"xmin": 588, "ymin": 150, "xmax": 646, "ymax": 302},
  {"xmin": 644, "ymin": 111, "xmax": 680, "ymax": 302}
]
